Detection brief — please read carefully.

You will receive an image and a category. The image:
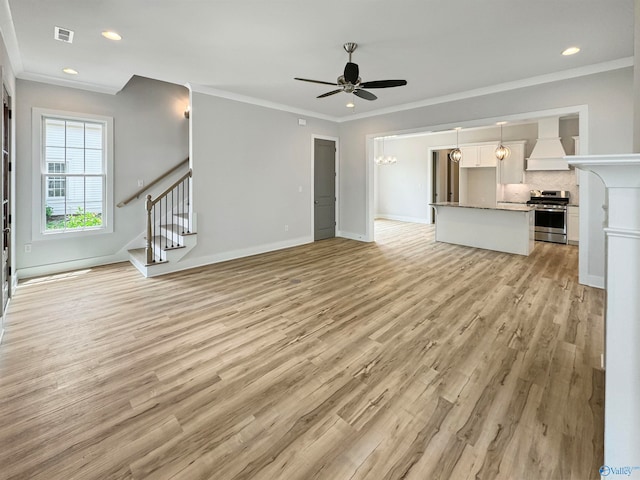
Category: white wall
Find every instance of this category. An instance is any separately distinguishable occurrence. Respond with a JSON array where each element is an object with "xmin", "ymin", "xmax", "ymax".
[
  {"xmin": 15, "ymin": 76, "xmax": 189, "ymax": 277},
  {"xmin": 375, "ymin": 136, "xmax": 431, "ymax": 223},
  {"xmin": 338, "ymin": 68, "xmax": 634, "ymax": 287},
  {"xmin": 182, "ymin": 89, "xmax": 338, "ymax": 267}
]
